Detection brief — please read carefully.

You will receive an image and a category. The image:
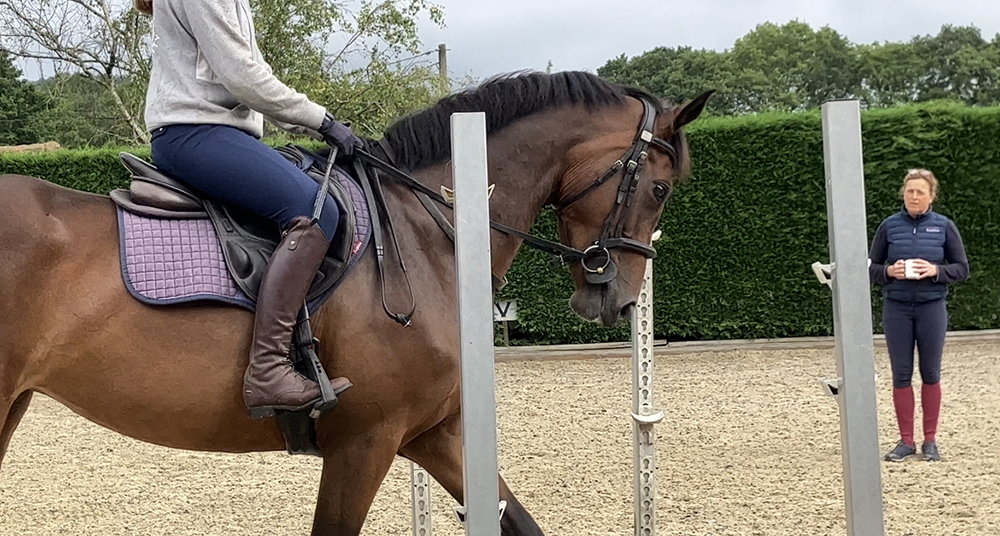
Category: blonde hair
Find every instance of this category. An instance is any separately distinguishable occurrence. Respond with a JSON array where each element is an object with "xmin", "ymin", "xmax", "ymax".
[
  {"xmin": 900, "ymin": 168, "xmax": 938, "ymax": 197},
  {"xmin": 133, "ymin": 0, "xmax": 153, "ymax": 15}
]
